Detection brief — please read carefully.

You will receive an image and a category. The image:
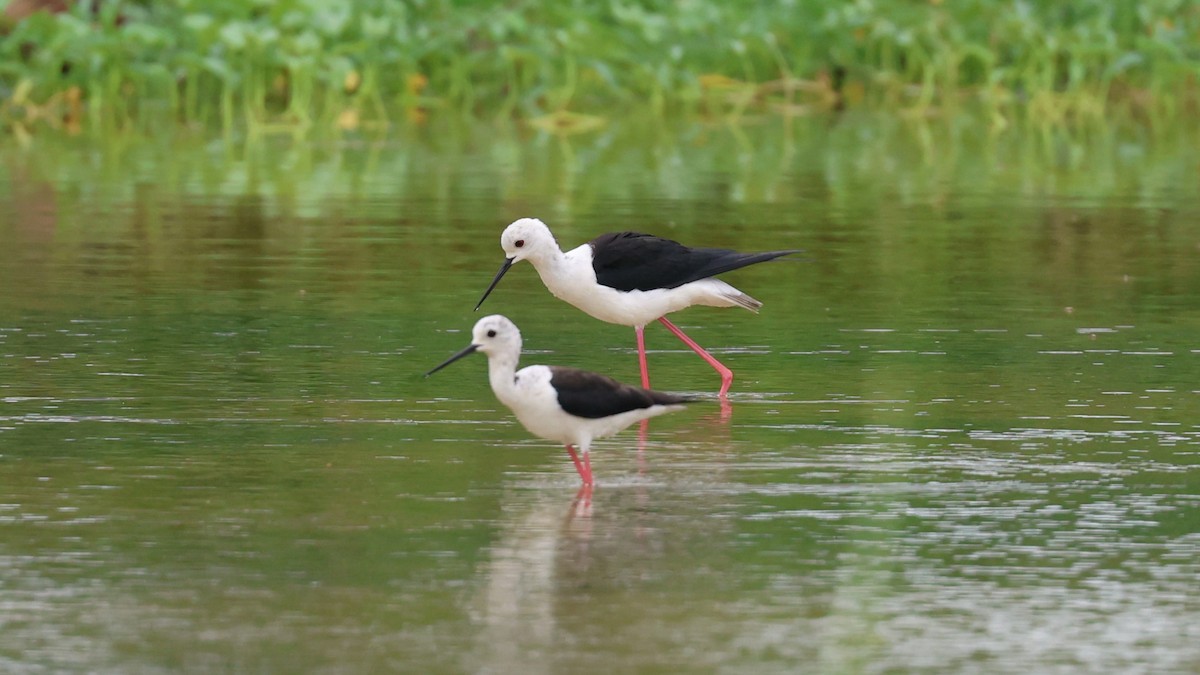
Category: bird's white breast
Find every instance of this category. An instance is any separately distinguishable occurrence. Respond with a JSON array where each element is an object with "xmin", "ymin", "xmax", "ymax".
[
  {"xmin": 533, "ymin": 245, "xmax": 738, "ymax": 327},
  {"xmin": 495, "ymin": 365, "xmax": 579, "ymax": 445},
  {"xmin": 492, "ymin": 363, "xmax": 681, "ymax": 450}
]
